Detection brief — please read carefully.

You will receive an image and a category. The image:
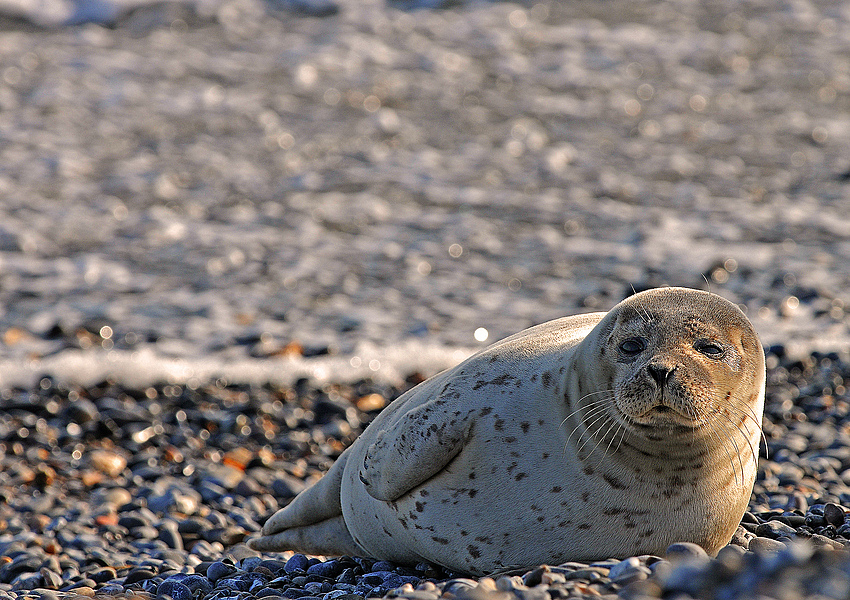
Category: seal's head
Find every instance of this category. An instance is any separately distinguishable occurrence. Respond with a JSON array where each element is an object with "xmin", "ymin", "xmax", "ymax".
[{"xmin": 573, "ymin": 287, "xmax": 765, "ymax": 474}]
